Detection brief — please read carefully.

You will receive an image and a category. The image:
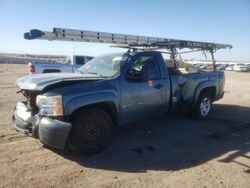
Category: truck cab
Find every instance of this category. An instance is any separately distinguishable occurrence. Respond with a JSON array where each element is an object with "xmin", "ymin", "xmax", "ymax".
[
  {"xmin": 66, "ymin": 55, "xmax": 94, "ymax": 71},
  {"xmin": 29, "ymin": 55, "xmax": 94, "ymax": 74}
]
